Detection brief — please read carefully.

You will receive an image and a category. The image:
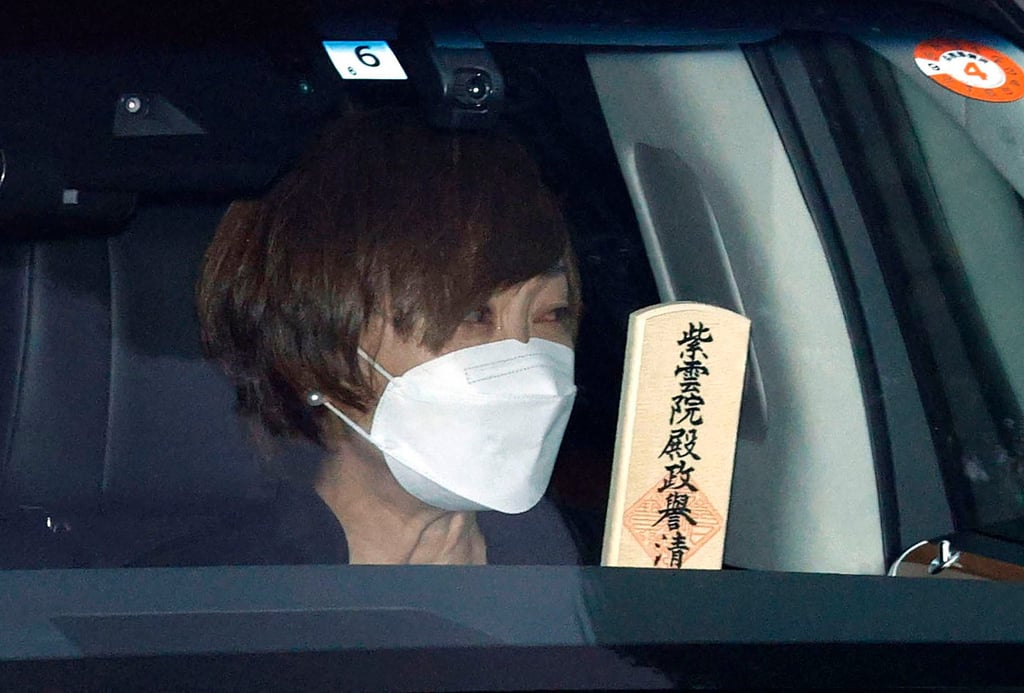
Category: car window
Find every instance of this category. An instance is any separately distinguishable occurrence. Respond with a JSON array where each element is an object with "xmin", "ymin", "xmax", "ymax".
[{"xmin": 799, "ymin": 34, "xmax": 1024, "ymax": 533}]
